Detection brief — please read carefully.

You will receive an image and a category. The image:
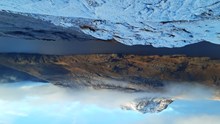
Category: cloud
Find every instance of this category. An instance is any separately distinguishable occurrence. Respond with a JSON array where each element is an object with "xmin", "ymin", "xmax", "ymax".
[
  {"xmin": 175, "ymin": 115, "xmax": 220, "ymax": 124},
  {"xmin": 163, "ymin": 82, "xmax": 218, "ymax": 100},
  {"xmin": 0, "ymin": 81, "xmax": 220, "ymax": 124},
  {"xmin": 0, "ymin": 82, "xmax": 145, "ymax": 123},
  {"xmin": 136, "ymin": 114, "xmax": 220, "ymax": 124}
]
